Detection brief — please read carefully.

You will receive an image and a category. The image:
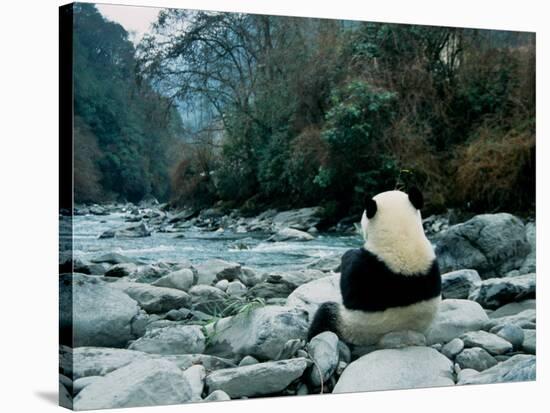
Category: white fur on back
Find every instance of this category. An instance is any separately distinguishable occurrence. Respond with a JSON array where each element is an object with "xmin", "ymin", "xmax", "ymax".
[
  {"xmin": 338, "ymin": 296, "xmax": 441, "ymax": 346},
  {"xmin": 361, "ymin": 190, "xmax": 435, "ymax": 275}
]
